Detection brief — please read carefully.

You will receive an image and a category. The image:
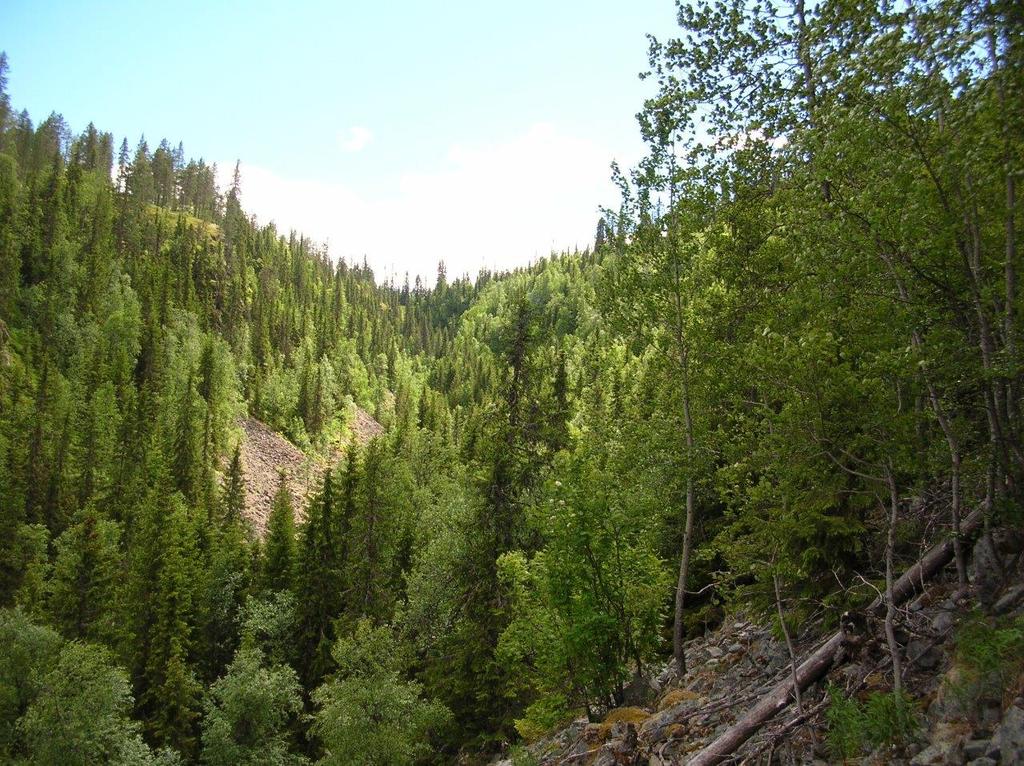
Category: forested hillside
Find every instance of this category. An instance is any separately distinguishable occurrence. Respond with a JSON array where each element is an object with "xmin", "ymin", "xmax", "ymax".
[{"xmin": 1, "ymin": 0, "xmax": 1023, "ymax": 763}]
